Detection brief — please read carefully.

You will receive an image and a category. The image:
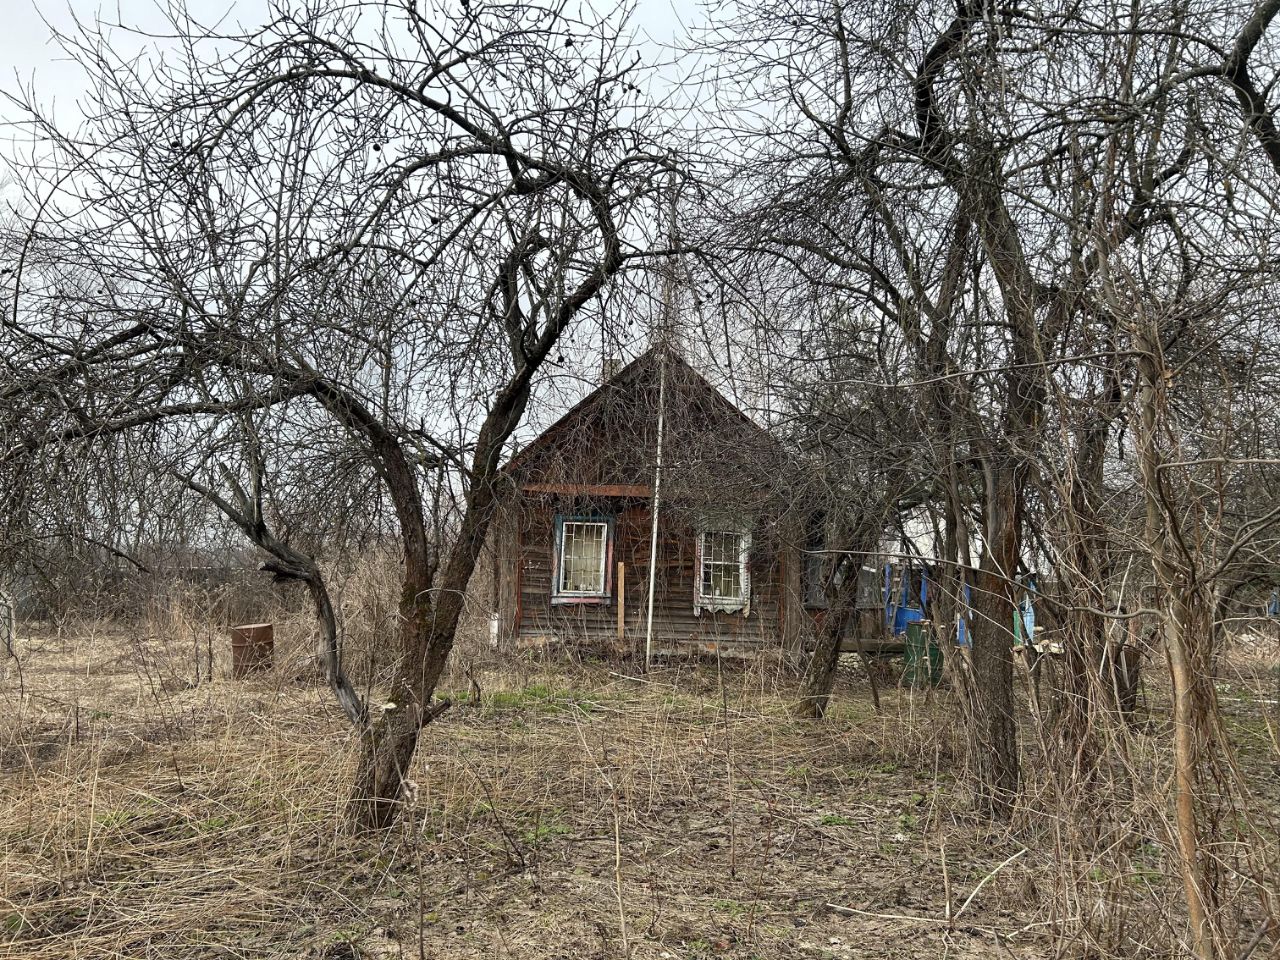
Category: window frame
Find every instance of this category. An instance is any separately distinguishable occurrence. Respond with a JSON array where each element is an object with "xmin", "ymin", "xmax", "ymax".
[
  {"xmin": 695, "ymin": 526, "xmax": 752, "ymax": 614},
  {"xmin": 803, "ymin": 511, "xmax": 830, "ymax": 610},
  {"xmin": 551, "ymin": 514, "xmax": 614, "ymax": 604}
]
